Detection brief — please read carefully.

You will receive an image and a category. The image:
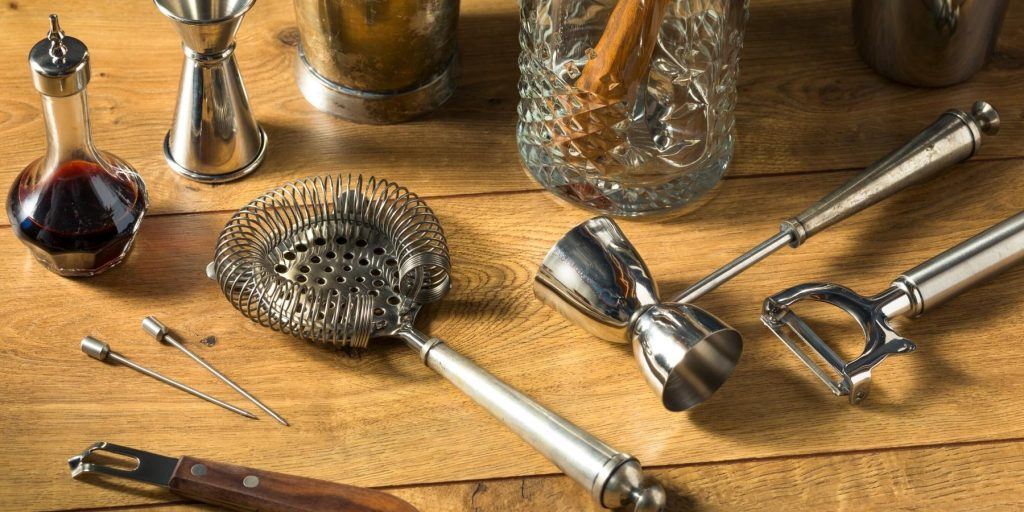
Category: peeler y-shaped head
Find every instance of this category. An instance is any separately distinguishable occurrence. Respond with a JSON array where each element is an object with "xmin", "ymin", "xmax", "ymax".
[
  {"xmin": 761, "ymin": 283, "xmax": 917, "ymax": 404},
  {"xmin": 536, "ymin": 217, "xmax": 742, "ymax": 411}
]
